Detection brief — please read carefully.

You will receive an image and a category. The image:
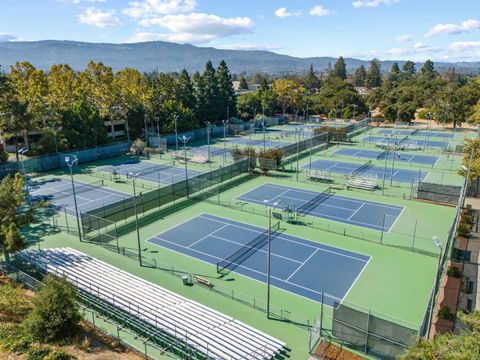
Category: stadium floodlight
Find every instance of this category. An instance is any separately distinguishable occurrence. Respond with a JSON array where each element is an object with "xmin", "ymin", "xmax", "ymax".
[{"xmin": 65, "ymin": 155, "xmax": 82, "ymax": 241}]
